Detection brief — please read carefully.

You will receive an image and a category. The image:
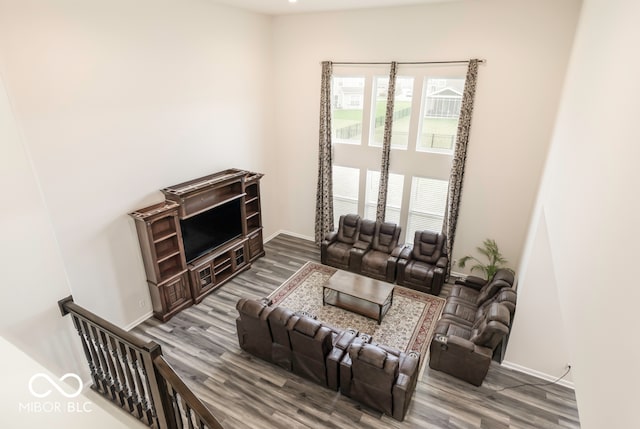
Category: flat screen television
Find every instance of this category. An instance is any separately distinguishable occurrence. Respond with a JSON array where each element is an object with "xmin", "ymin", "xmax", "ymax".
[{"xmin": 180, "ymin": 199, "xmax": 243, "ymax": 263}]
